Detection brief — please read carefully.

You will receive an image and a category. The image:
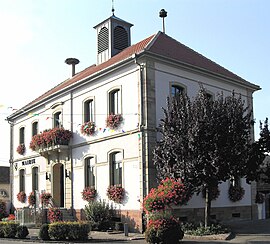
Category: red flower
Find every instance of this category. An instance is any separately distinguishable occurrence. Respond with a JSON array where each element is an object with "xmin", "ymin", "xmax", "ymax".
[
  {"xmin": 81, "ymin": 187, "xmax": 97, "ymax": 202},
  {"xmin": 47, "ymin": 207, "xmax": 63, "ymax": 223},
  {"xmin": 28, "ymin": 191, "xmax": 36, "ymax": 206},
  {"xmin": 81, "ymin": 121, "xmax": 96, "ymax": 136},
  {"xmin": 106, "ymin": 114, "xmax": 123, "ymax": 129},
  {"xmin": 40, "ymin": 192, "xmax": 52, "ymax": 206},
  {"xmin": 17, "ymin": 191, "xmax": 26, "ymax": 203},
  {"xmin": 16, "ymin": 144, "xmax": 26, "ymax": 155},
  {"xmin": 107, "ymin": 185, "xmax": 125, "ymax": 203}
]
